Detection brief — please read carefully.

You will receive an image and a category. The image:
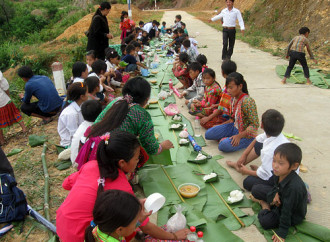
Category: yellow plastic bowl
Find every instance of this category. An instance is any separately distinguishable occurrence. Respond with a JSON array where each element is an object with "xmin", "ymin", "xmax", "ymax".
[{"xmin": 178, "ymin": 183, "xmax": 200, "ymax": 198}]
